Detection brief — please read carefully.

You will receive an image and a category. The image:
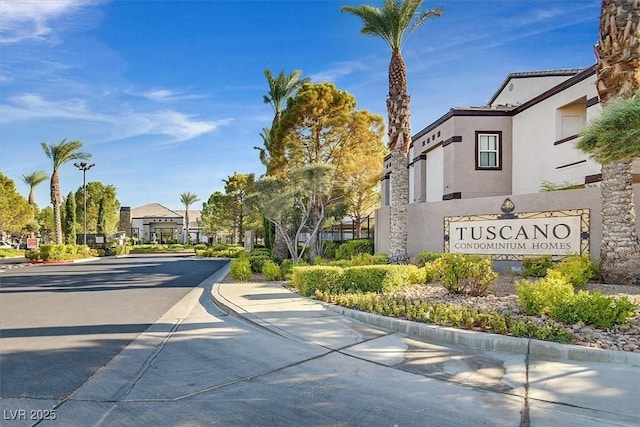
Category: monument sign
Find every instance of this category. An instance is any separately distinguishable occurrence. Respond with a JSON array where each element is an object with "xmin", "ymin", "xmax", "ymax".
[{"xmin": 444, "ymin": 199, "xmax": 589, "ymax": 260}]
